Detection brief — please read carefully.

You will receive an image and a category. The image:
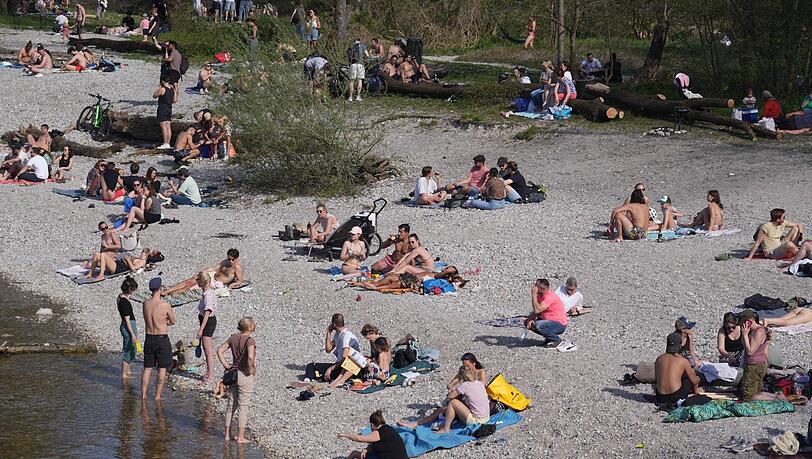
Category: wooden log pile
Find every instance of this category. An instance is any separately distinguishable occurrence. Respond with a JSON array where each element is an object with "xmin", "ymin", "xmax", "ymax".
[
  {"xmin": 499, "ymin": 82, "xmax": 623, "ymax": 122},
  {"xmin": 109, "ymin": 111, "xmax": 195, "ymax": 142}
]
